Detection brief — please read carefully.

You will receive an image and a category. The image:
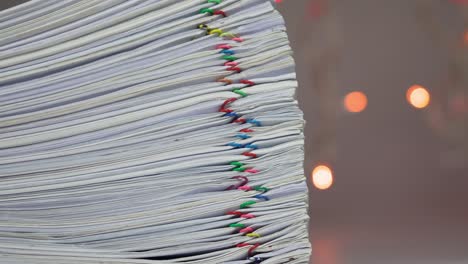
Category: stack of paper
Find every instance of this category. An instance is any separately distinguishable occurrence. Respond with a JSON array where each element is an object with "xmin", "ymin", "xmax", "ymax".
[{"xmin": 0, "ymin": 0, "xmax": 310, "ymax": 263}]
